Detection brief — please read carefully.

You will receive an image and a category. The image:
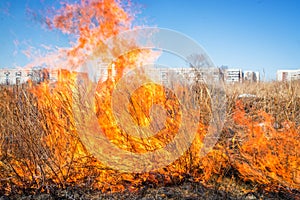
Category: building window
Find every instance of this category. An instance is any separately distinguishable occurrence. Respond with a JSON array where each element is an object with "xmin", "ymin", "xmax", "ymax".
[
  {"xmin": 4, "ymin": 71, "xmax": 10, "ymax": 85},
  {"xmin": 16, "ymin": 77, "xmax": 21, "ymax": 85},
  {"xmin": 5, "ymin": 78, "xmax": 9, "ymax": 85},
  {"xmin": 16, "ymin": 71, "xmax": 22, "ymax": 76}
]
